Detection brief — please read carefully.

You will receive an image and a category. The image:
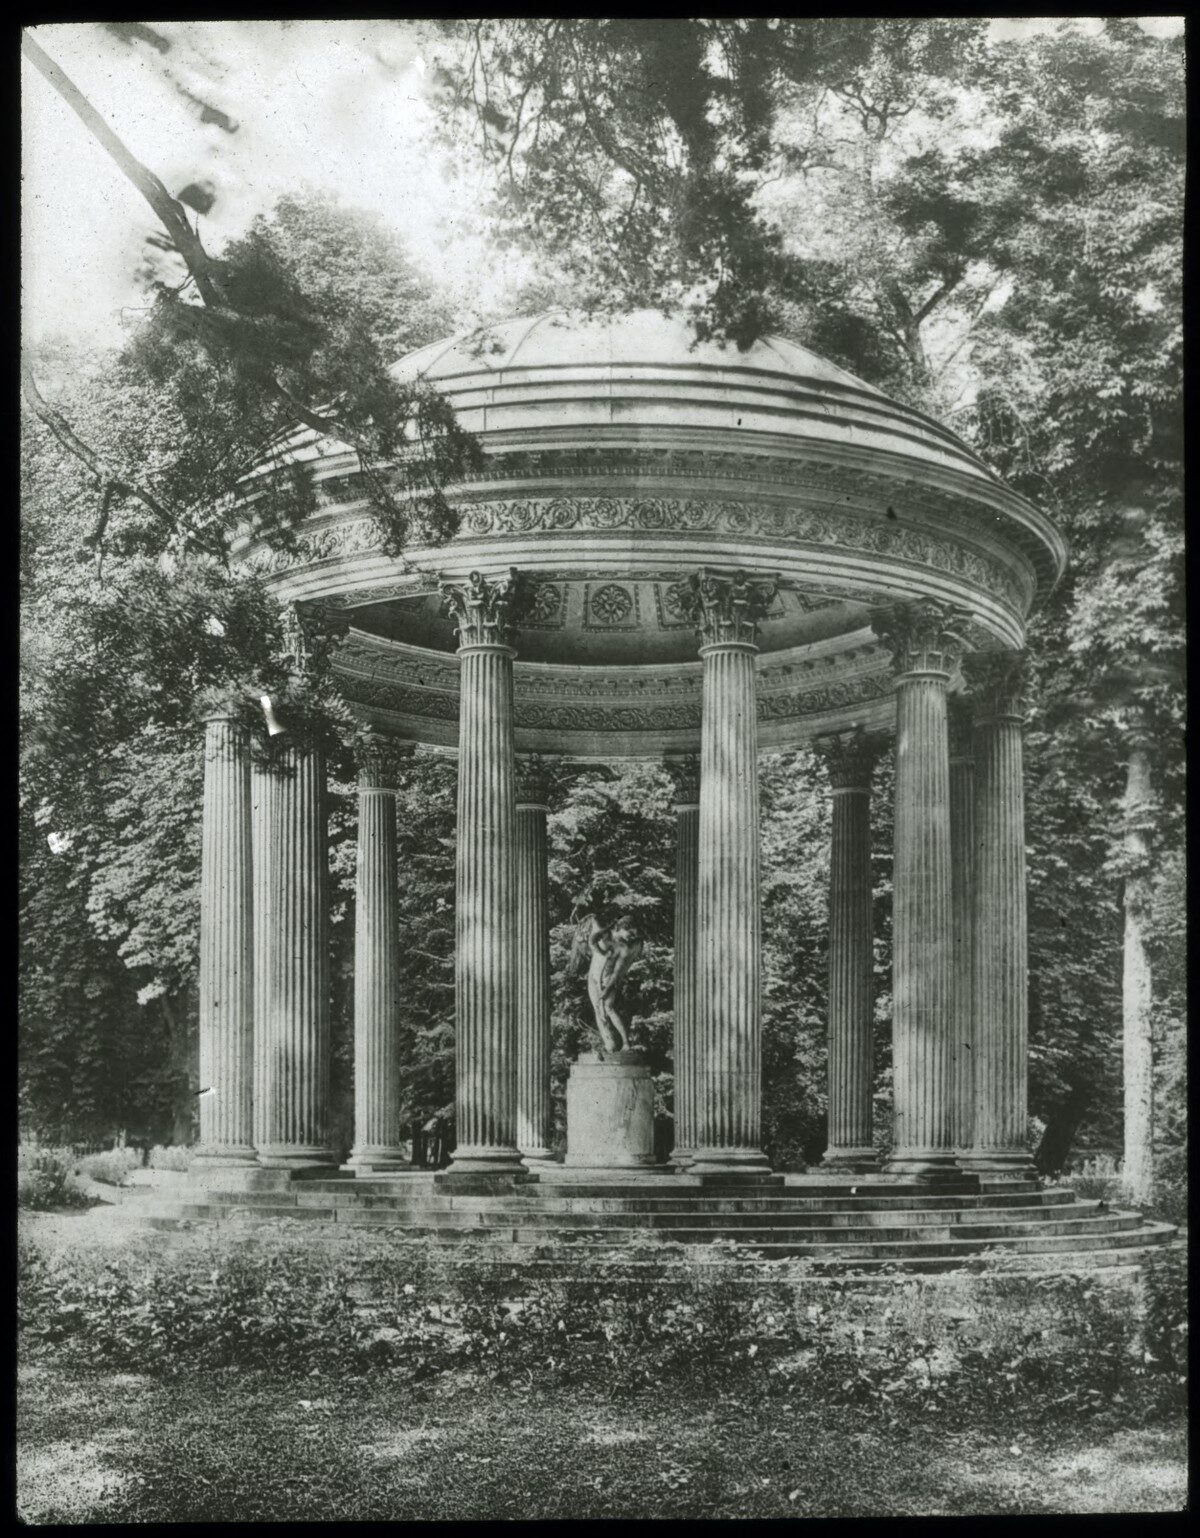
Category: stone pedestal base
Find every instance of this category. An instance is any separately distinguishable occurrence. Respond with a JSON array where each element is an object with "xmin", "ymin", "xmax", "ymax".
[{"xmin": 566, "ymin": 1053, "xmax": 658, "ymax": 1170}]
